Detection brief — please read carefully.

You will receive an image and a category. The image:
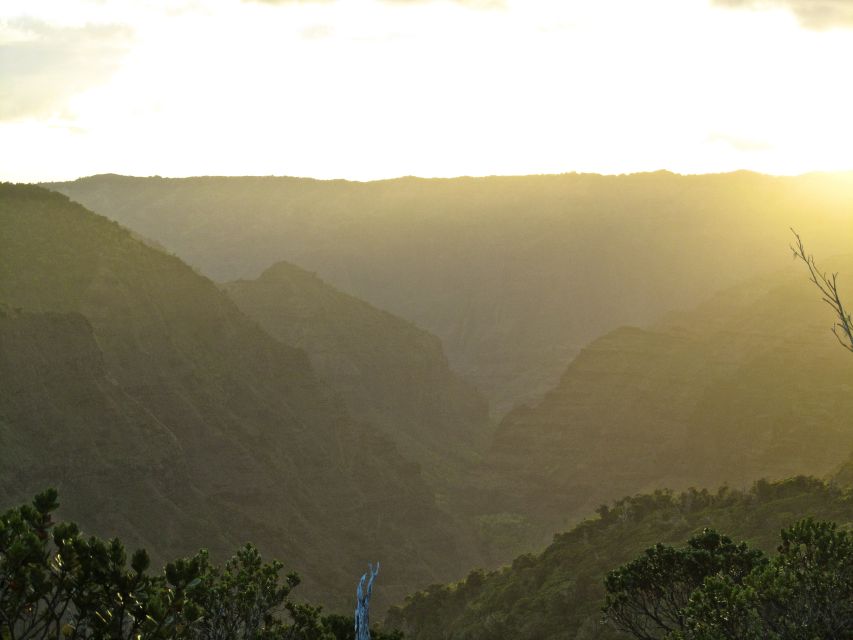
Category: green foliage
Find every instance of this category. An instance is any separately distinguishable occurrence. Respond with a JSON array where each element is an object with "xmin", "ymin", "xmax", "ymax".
[
  {"xmin": 322, "ymin": 613, "xmax": 403, "ymax": 640},
  {"xmin": 0, "ymin": 488, "xmax": 198, "ymax": 640},
  {"xmin": 0, "ymin": 490, "xmax": 389, "ymax": 640},
  {"xmin": 387, "ymin": 477, "xmax": 853, "ymax": 640},
  {"xmin": 603, "ymin": 530, "xmax": 766, "ymax": 639},
  {"xmin": 605, "ymin": 518, "xmax": 853, "ymax": 640}
]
